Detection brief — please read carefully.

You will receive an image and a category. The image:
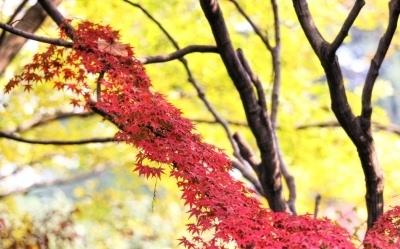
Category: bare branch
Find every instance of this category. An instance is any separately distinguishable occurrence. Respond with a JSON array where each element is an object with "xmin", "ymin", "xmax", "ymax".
[
  {"xmin": 236, "ymin": 49, "xmax": 267, "ymax": 110},
  {"xmin": 313, "ymin": 194, "xmax": 321, "ymax": 218},
  {"xmin": 232, "ymin": 133, "xmax": 259, "ymax": 169},
  {"xmin": 231, "ymin": 158, "xmax": 263, "ymax": 195},
  {"xmin": 237, "ymin": 48, "xmax": 296, "ymax": 213},
  {"xmin": 228, "ymin": 0, "xmax": 282, "ymax": 128},
  {"xmin": 270, "ymin": 0, "xmax": 281, "ymax": 128},
  {"xmin": 0, "ymin": 22, "xmax": 72, "ymax": 47},
  {"xmin": 361, "ymin": 0, "xmax": 400, "ymax": 122},
  {"xmin": 191, "ymin": 118, "xmax": 247, "ymax": 127},
  {"xmin": 123, "ymin": 0, "xmax": 179, "ymax": 49},
  {"xmin": 38, "ymin": 0, "xmax": 74, "ymax": 38},
  {"xmin": 297, "ymin": 120, "xmax": 400, "ymax": 137},
  {"xmin": 329, "ymin": 0, "xmax": 365, "ymax": 55},
  {"xmin": 292, "ymin": 0, "xmax": 327, "ymax": 56},
  {"xmin": 141, "ymin": 45, "xmax": 218, "ymax": 64},
  {"xmin": 292, "ymin": 0, "xmax": 385, "ymax": 228},
  {"xmin": 228, "ymin": 0, "xmax": 273, "ymax": 52},
  {"xmin": 0, "ymin": 131, "xmax": 114, "ymax": 145}
]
